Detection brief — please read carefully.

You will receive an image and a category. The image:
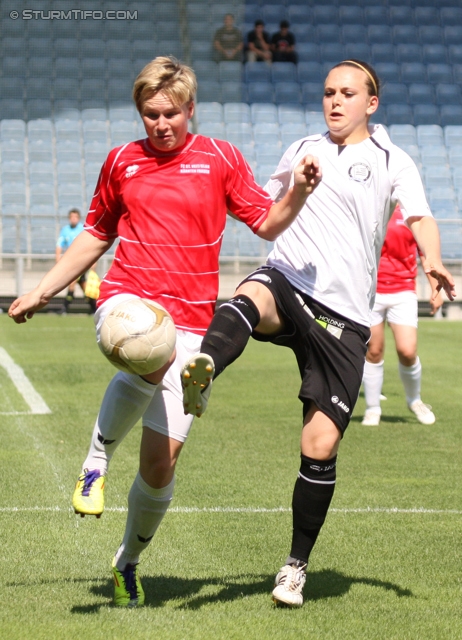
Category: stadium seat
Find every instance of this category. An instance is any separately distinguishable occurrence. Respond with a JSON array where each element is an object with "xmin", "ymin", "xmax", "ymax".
[
  {"xmin": 375, "ymin": 63, "xmax": 400, "ymax": 83},
  {"xmin": 392, "ymin": 26, "xmax": 419, "ymax": 45},
  {"xmin": 197, "ymin": 123, "xmax": 226, "ymax": 139},
  {"xmin": 54, "ymin": 58, "xmax": 80, "ymax": 79},
  {"xmin": 2, "ymin": 56, "xmax": 26, "ymax": 77},
  {"xmin": 220, "ymin": 82, "xmax": 246, "ymax": 104},
  {"xmin": 110, "ymin": 122, "xmax": 137, "ymax": 147},
  {"xmin": 1, "ymin": 215, "xmax": 27, "ymax": 253},
  {"xmin": 57, "ymin": 162, "xmax": 82, "ymax": 184},
  {"xmin": 443, "ymin": 26, "xmax": 462, "ymax": 46},
  {"xmin": 395, "ymin": 45, "xmax": 422, "ymax": 64},
  {"xmin": 107, "ymin": 78, "xmax": 133, "ymax": 103},
  {"xmin": 400, "ymin": 63, "xmax": 427, "ymax": 84},
  {"xmin": 296, "ymin": 44, "xmax": 321, "ymax": 65},
  {"xmin": 418, "ymin": 26, "xmax": 444, "ymax": 46},
  {"xmin": 423, "ymin": 166, "xmax": 453, "ymax": 190},
  {"xmin": 427, "ymin": 64, "xmax": 453, "ymax": 84},
  {"xmin": 338, "ymin": 6, "xmax": 364, "ymax": 26},
  {"xmin": 54, "ymin": 79, "xmax": 79, "ymax": 101},
  {"xmin": 420, "ymin": 145, "xmax": 448, "ymax": 166},
  {"xmin": 414, "ymin": 7, "xmax": 439, "ymax": 26},
  {"xmin": 409, "ymin": 84, "xmax": 435, "ymax": 105},
  {"xmin": 448, "ymin": 46, "xmax": 462, "ymax": 65},
  {"xmin": 301, "ymin": 83, "xmax": 323, "ymax": 105},
  {"xmin": 440, "ymin": 106, "xmax": 462, "ymax": 128},
  {"xmin": 2, "ymin": 181, "xmax": 26, "ymax": 206},
  {"xmin": 319, "ymin": 43, "xmax": 345, "ymax": 65},
  {"xmin": 344, "ymin": 44, "xmax": 370, "ymax": 62},
  {"xmin": 0, "ymin": 78, "xmax": 24, "ymax": 100},
  {"xmin": 30, "ymin": 182, "xmax": 55, "ymax": 208},
  {"xmin": 313, "ymin": 6, "xmax": 338, "ymax": 24},
  {"xmin": 290, "ymin": 23, "xmax": 317, "ymax": 44},
  {"xmin": 53, "ymin": 37, "xmax": 80, "ymax": 58},
  {"xmin": 278, "ymin": 104, "xmax": 305, "ymax": 125},
  {"xmin": 190, "ymin": 41, "xmax": 213, "ymax": 62},
  {"xmin": 280, "ymin": 123, "xmax": 307, "ymax": 148},
  {"xmin": 0, "ymin": 120, "xmax": 26, "ymax": 141},
  {"xmin": 30, "ymin": 217, "xmax": 59, "ymax": 254},
  {"xmin": 274, "ymin": 82, "xmax": 301, "ymax": 105},
  {"xmin": 389, "ymin": 6, "xmax": 414, "ymax": 25},
  {"xmin": 223, "ymin": 102, "xmax": 251, "ymax": 124},
  {"xmin": 315, "ymin": 25, "xmax": 341, "ymax": 45},
  {"xmin": 413, "ymin": 104, "xmax": 440, "ymax": 126},
  {"xmin": 387, "ymin": 105, "xmax": 413, "ymax": 126},
  {"xmin": 444, "ymin": 125, "xmax": 462, "ymax": 147},
  {"xmin": 453, "ymin": 65, "xmax": 462, "ymax": 85},
  {"xmin": 371, "ymin": 44, "xmax": 396, "ymax": 64},
  {"xmin": 0, "ymin": 138, "xmax": 25, "ymax": 162},
  {"xmin": 196, "ymin": 102, "xmax": 224, "ymax": 124},
  {"xmin": 83, "ymin": 121, "xmax": 108, "ymax": 144},
  {"xmin": 28, "ymin": 138, "xmax": 53, "ymax": 163},
  {"xmin": 244, "ymin": 63, "xmax": 272, "ymax": 84},
  {"xmin": 422, "ymin": 45, "xmax": 448, "ymax": 65},
  {"xmin": 262, "ymin": 5, "xmax": 287, "ymax": 25},
  {"xmin": 435, "ymin": 84, "xmax": 462, "ymax": 106},
  {"xmin": 108, "ymin": 106, "xmax": 136, "ymax": 122},
  {"xmin": 440, "ymin": 8, "xmax": 462, "ymax": 28},
  {"xmin": 364, "ymin": 7, "xmax": 390, "ymax": 26},
  {"xmin": 80, "ymin": 38, "xmax": 104, "ymax": 58},
  {"xmin": 247, "ymin": 82, "xmax": 274, "ymax": 104},
  {"xmin": 417, "ymin": 124, "xmax": 444, "ymax": 146},
  {"xmin": 80, "ymin": 58, "xmax": 106, "ymax": 81},
  {"xmin": 219, "ymin": 62, "xmax": 242, "ymax": 83},
  {"xmin": 194, "ymin": 61, "xmax": 219, "ymax": 83},
  {"xmin": 380, "ymin": 83, "xmax": 408, "ymax": 106},
  {"xmin": 271, "ymin": 63, "xmax": 297, "ymax": 85},
  {"xmin": 83, "ymin": 141, "xmax": 108, "ymax": 164},
  {"xmin": 297, "ymin": 61, "xmax": 322, "ymax": 84},
  {"xmin": 28, "ymin": 119, "xmax": 53, "ymax": 140},
  {"xmin": 29, "ymin": 161, "xmax": 53, "ymax": 184},
  {"xmin": 196, "ymin": 81, "xmax": 221, "ymax": 104}
]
